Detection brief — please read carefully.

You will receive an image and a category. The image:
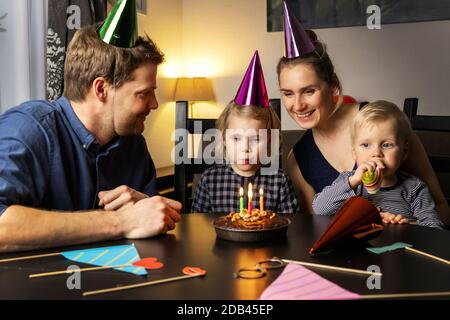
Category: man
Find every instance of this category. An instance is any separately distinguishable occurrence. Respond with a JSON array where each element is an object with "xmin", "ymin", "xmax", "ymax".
[{"xmin": 0, "ymin": 23, "xmax": 181, "ymax": 253}]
